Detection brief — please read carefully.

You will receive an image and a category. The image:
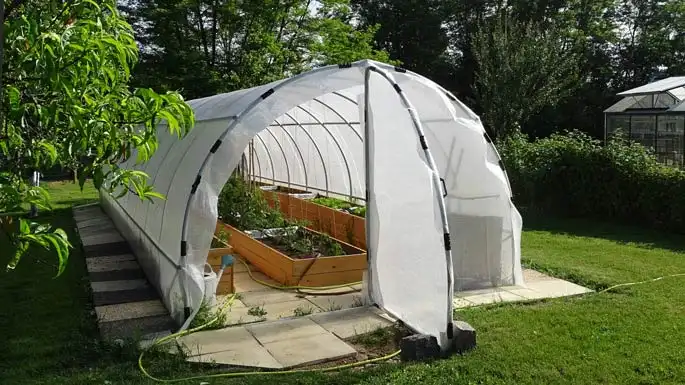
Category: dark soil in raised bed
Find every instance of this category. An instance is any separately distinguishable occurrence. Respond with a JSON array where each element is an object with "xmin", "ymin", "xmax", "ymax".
[{"xmin": 259, "ymin": 227, "xmax": 357, "ymax": 260}]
